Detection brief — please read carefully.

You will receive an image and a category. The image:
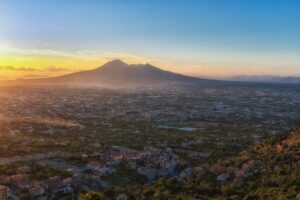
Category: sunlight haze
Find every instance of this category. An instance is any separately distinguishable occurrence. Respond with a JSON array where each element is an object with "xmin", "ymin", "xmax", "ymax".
[{"xmin": 0, "ymin": 0, "xmax": 299, "ymax": 80}]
